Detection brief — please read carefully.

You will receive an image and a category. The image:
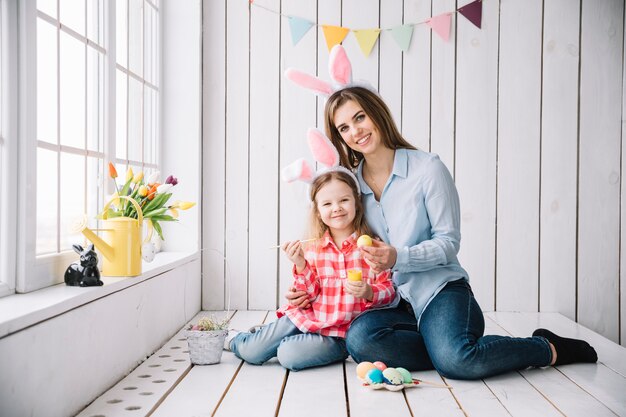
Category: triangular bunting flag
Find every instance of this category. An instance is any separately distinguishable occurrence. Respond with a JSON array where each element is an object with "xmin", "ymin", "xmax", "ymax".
[
  {"xmin": 389, "ymin": 24, "xmax": 414, "ymax": 51},
  {"xmin": 426, "ymin": 13, "xmax": 452, "ymax": 42},
  {"xmin": 321, "ymin": 25, "xmax": 350, "ymax": 51},
  {"xmin": 458, "ymin": 0, "xmax": 482, "ymax": 29},
  {"xmin": 288, "ymin": 16, "xmax": 315, "ymax": 46},
  {"xmin": 352, "ymin": 29, "xmax": 381, "ymax": 57}
]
